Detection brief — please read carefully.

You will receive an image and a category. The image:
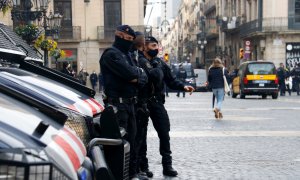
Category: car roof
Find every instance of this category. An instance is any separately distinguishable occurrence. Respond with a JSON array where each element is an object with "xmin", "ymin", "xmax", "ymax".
[{"xmin": 241, "ymin": 61, "xmax": 275, "ymax": 65}]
